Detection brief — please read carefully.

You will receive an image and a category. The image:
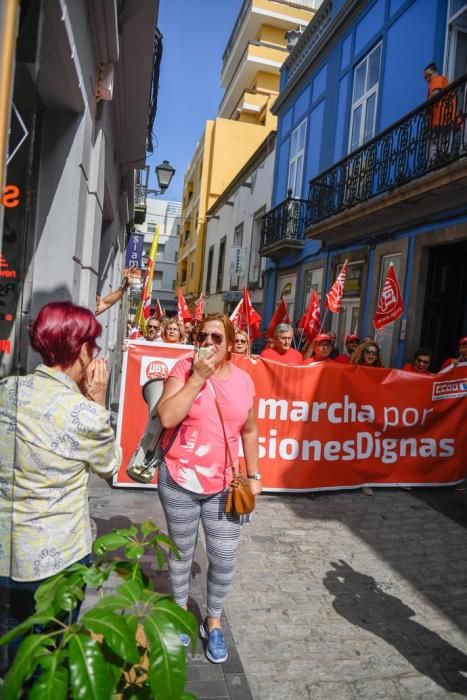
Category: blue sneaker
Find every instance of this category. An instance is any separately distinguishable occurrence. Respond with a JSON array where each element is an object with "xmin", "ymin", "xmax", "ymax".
[
  {"xmin": 179, "ymin": 633, "xmax": 191, "ymax": 647},
  {"xmin": 199, "ymin": 618, "xmax": 228, "ymax": 663}
]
